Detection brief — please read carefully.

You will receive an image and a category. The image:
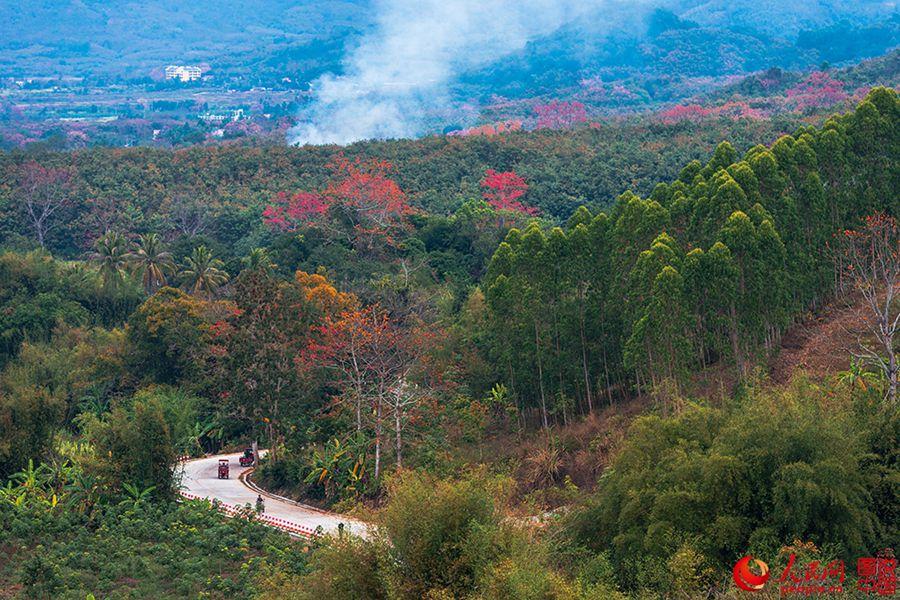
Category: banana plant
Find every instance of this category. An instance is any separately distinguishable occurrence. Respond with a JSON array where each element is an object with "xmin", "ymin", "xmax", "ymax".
[
  {"xmin": 121, "ymin": 482, "xmax": 156, "ymax": 507},
  {"xmin": 64, "ymin": 472, "xmax": 100, "ymax": 515},
  {"xmin": 304, "ymin": 438, "xmax": 348, "ymax": 491},
  {"xmin": 303, "ymin": 434, "xmax": 369, "ymax": 499},
  {"xmin": 345, "ymin": 454, "xmax": 367, "ymax": 496},
  {"xmin": 44, "ymin": 457, "xmax": 77, "ymax": 497},
  {"xmin": 4, "ymin": 461, "xmax": 58, "ymax": 510},
  {"xmin": 0, "ymin": 480, "xmax": 26, "ymax": 508},
  {"xmin": 179, "ymin": 419, "xmax": 223, "ymax": 457},
  {"xmin": 838, "ymin": 358, "xmax": 885, "ymax": 395},
  {"xmin": 11, "ymin": 459, "xmax": 51, "ymax": 490}
]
